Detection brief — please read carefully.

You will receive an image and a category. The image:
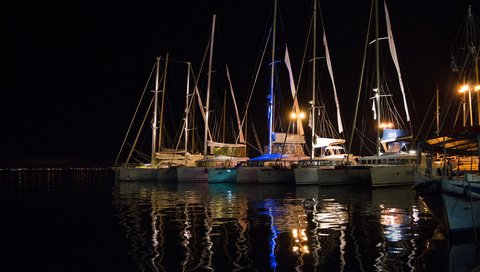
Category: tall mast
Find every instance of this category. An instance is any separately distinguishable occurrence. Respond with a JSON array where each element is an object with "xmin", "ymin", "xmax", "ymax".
[
  {"xmin": 151, "ymin": 56, "xmax": 161, "ymax": 165},
  {"xmin": 375, "ymin": 0, "xmax": 381, "ymax": 156},
  {"xmin": 311, "ymin": 0, "xmax": 317, "ymax": 159},
  {"xmin": 476, "ymin": 51, "xmax": 480, "ymax": 126},
  {"xmin": 185, "ymin": 62, "xmax": 191, "ymax": 159},
  {"xmin": 204, "ymin": 14, "xmax": 216, "ymax": 157},
  {"xmin": 268, "ymin": 0, "xmax": 277, "ymax": 155},
  {"xmin": 435, "ymin": 86, "xmax": 440, "ymax": 137},
  {"xmin": 473, "ymin": 6, "xmax": 480, "ymax": 126},
  {"xmin": 158, "ymin": 53, "xmax": 169, "ymax": 153}
]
